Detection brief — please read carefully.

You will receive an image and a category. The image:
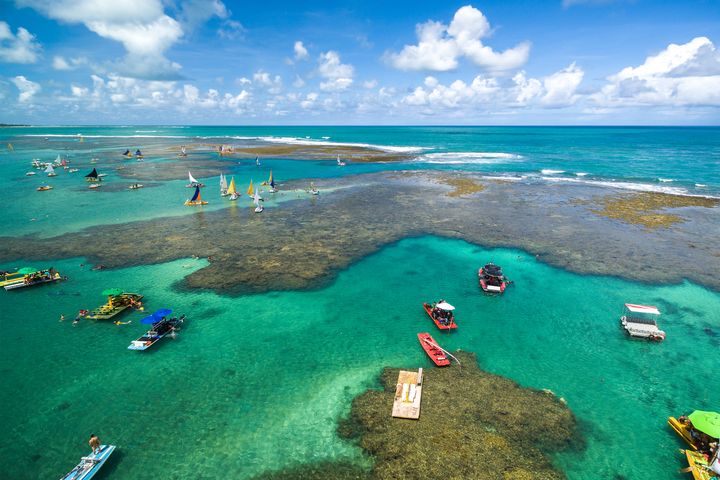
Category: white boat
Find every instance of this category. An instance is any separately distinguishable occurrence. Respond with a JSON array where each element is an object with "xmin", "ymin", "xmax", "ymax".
[
  {"xmin": 25, "ymin": 171, "xmax": 36, "ymax": 176},
  {"xmin": 60, "ymin": 444, "xmax": 116, "ymax": 480},
  {"xmin": 179, "ymin": 145, "xmax": 187, "ymax": 157},
  {"xmin": 68, "ymin": 168, "xmax": 79, "ymax": 173},
  {"xmin": 53, "ymin": 155, "xmax": 63, "ymax": 166},
  {"xmin": 620, "ymin": 303, "xmax": 665, "ymax": 341},
  {"xmin": 88, "ymin": 184, "xmax": 101, "ymax": 189},
  {"xmin": 128, "ymin": 184, "xmax": 143, "ymax": 190},
  {"xmin": 220, "ymin": 173, "xmax": 228, "ymax": 196},
  {"xmin": 45, "ymin": 164, "xmax": 57, "ymax": 177},
  {"xmin": 337, "ymin": 154, "xmax": 346, "ymax": 166},
  {"xmin": 309, "ymin": 182, "xmax": 319, "ymax": 195},
  {"xmin": 253, "ymin": 187, "xmax": 263, "ymax": 213},
  {"xmin": 187, "ymin": 171, "xmax": 204, "ymax": 188}
]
